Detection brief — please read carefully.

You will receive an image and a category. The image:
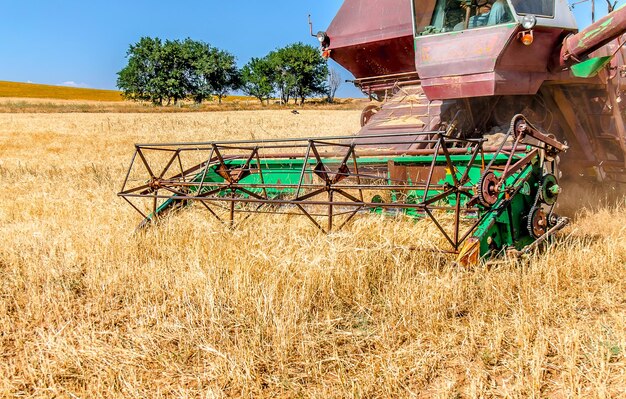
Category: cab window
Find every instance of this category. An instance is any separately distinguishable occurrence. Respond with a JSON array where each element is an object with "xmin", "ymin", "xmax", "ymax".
[
  {"xmin": 425, "ymin": 0, "xmax": 514, "ymax": 35},
  {"xmin": 510, "ymin": 0, "xmax": 555, "ymax": 17}
]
